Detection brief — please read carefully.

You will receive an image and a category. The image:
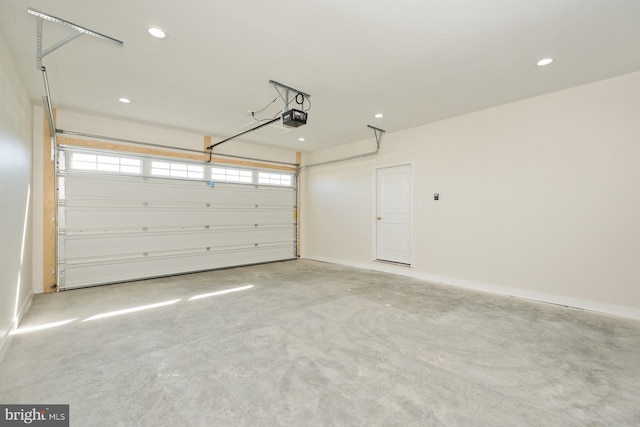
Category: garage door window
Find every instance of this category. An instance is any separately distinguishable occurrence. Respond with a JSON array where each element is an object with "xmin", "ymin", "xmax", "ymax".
[
  {"xmin": 211, "ymin": 167, "xmax": 253, "ymax": 183},
  {"xmin": 151, "ymin": 161, "xmax": 204, "ymax": 179},
  {"xmin": 71, "ymin": 152, "xmax": 141, "ymax": 174},
  {"xmin": 258, "ymin": 172, "xmax": 292, "ymax": 186}
]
